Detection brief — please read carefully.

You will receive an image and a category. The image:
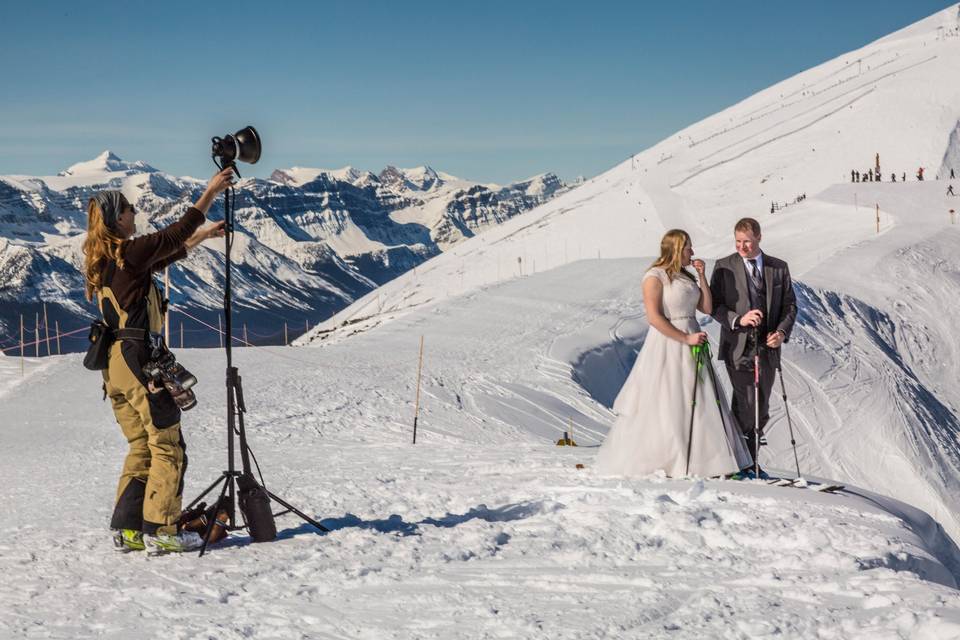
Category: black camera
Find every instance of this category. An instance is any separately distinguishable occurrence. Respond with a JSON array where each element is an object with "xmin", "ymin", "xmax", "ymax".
[
  {"xmin": 211, "ymin": 126, "xmax": 261, "ymax": 167},
  {"xmin": 145, "ymin": 348, "xmax": 197, "ymax": 391},
  {"xmin": 145, "ymin": 336, "xmax": 198, "ymax": 411}
]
